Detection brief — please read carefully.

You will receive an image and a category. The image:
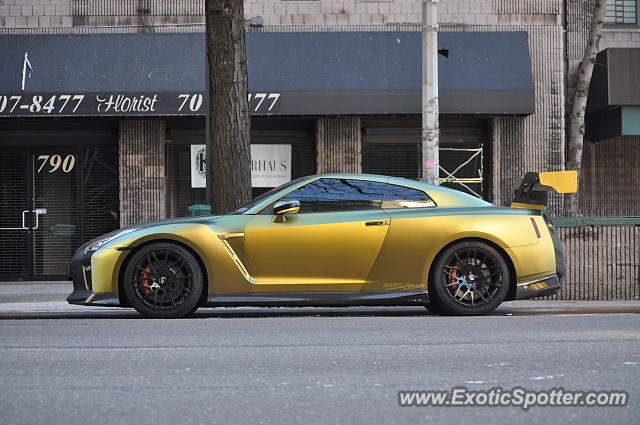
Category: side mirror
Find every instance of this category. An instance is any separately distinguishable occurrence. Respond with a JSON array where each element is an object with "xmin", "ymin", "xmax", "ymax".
[{"xmin": 273, "ymin": 199, "xmax": 300, "ymax": 215}]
